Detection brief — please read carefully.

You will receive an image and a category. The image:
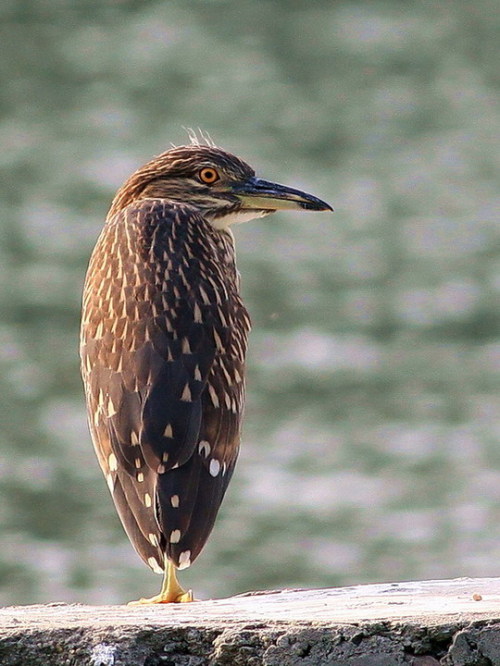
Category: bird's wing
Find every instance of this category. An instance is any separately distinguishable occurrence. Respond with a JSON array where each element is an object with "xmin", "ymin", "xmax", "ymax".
[{"xmin": 80, "ymin": 200, "xmax": 250, "ymax": 570}]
